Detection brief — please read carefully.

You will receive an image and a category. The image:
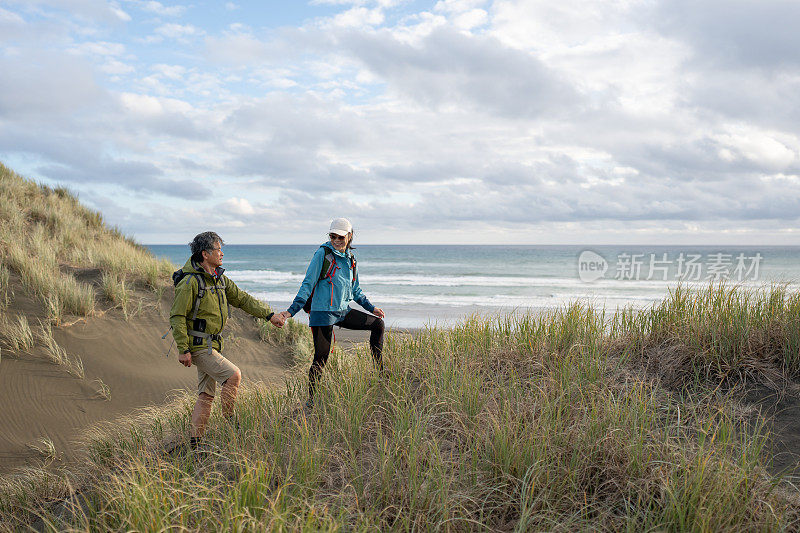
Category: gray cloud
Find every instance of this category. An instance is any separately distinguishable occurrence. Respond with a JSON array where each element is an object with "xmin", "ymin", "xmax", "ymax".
[
  {"xmin": 228, "ymin": 144, "xmax": 376, "ymax": 192},
  {"xmin": 685, "ymin": 70, "xmax": 800, "ymax": 133},
  {"xmin": 224, "ymin": 93, "xmax": 365, "ymax": 148},
  {"xmin": 652, "ymin": 0, "xmax": 800, "ymax": 71},
  {"xmin": 129, "ymin": 109, "xmax": 210, "ymax": 140},
  {"xmin": 36, "ymin": 160, "xmax": 211, "ymax": 199},
  {"xmin": 0, "ymin": 52, "xmax": 107, "ymax": 118},
  {"xmin": 644, "ymin": 0, "xmax": 800, "ymax": 136},
  {"xmin": 0, "ymin": 119, "xmax": 210, "ymax": 199},
  {"xmin": 339, "ymin": 26, "xmax": 579, "ymax": 118}
]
